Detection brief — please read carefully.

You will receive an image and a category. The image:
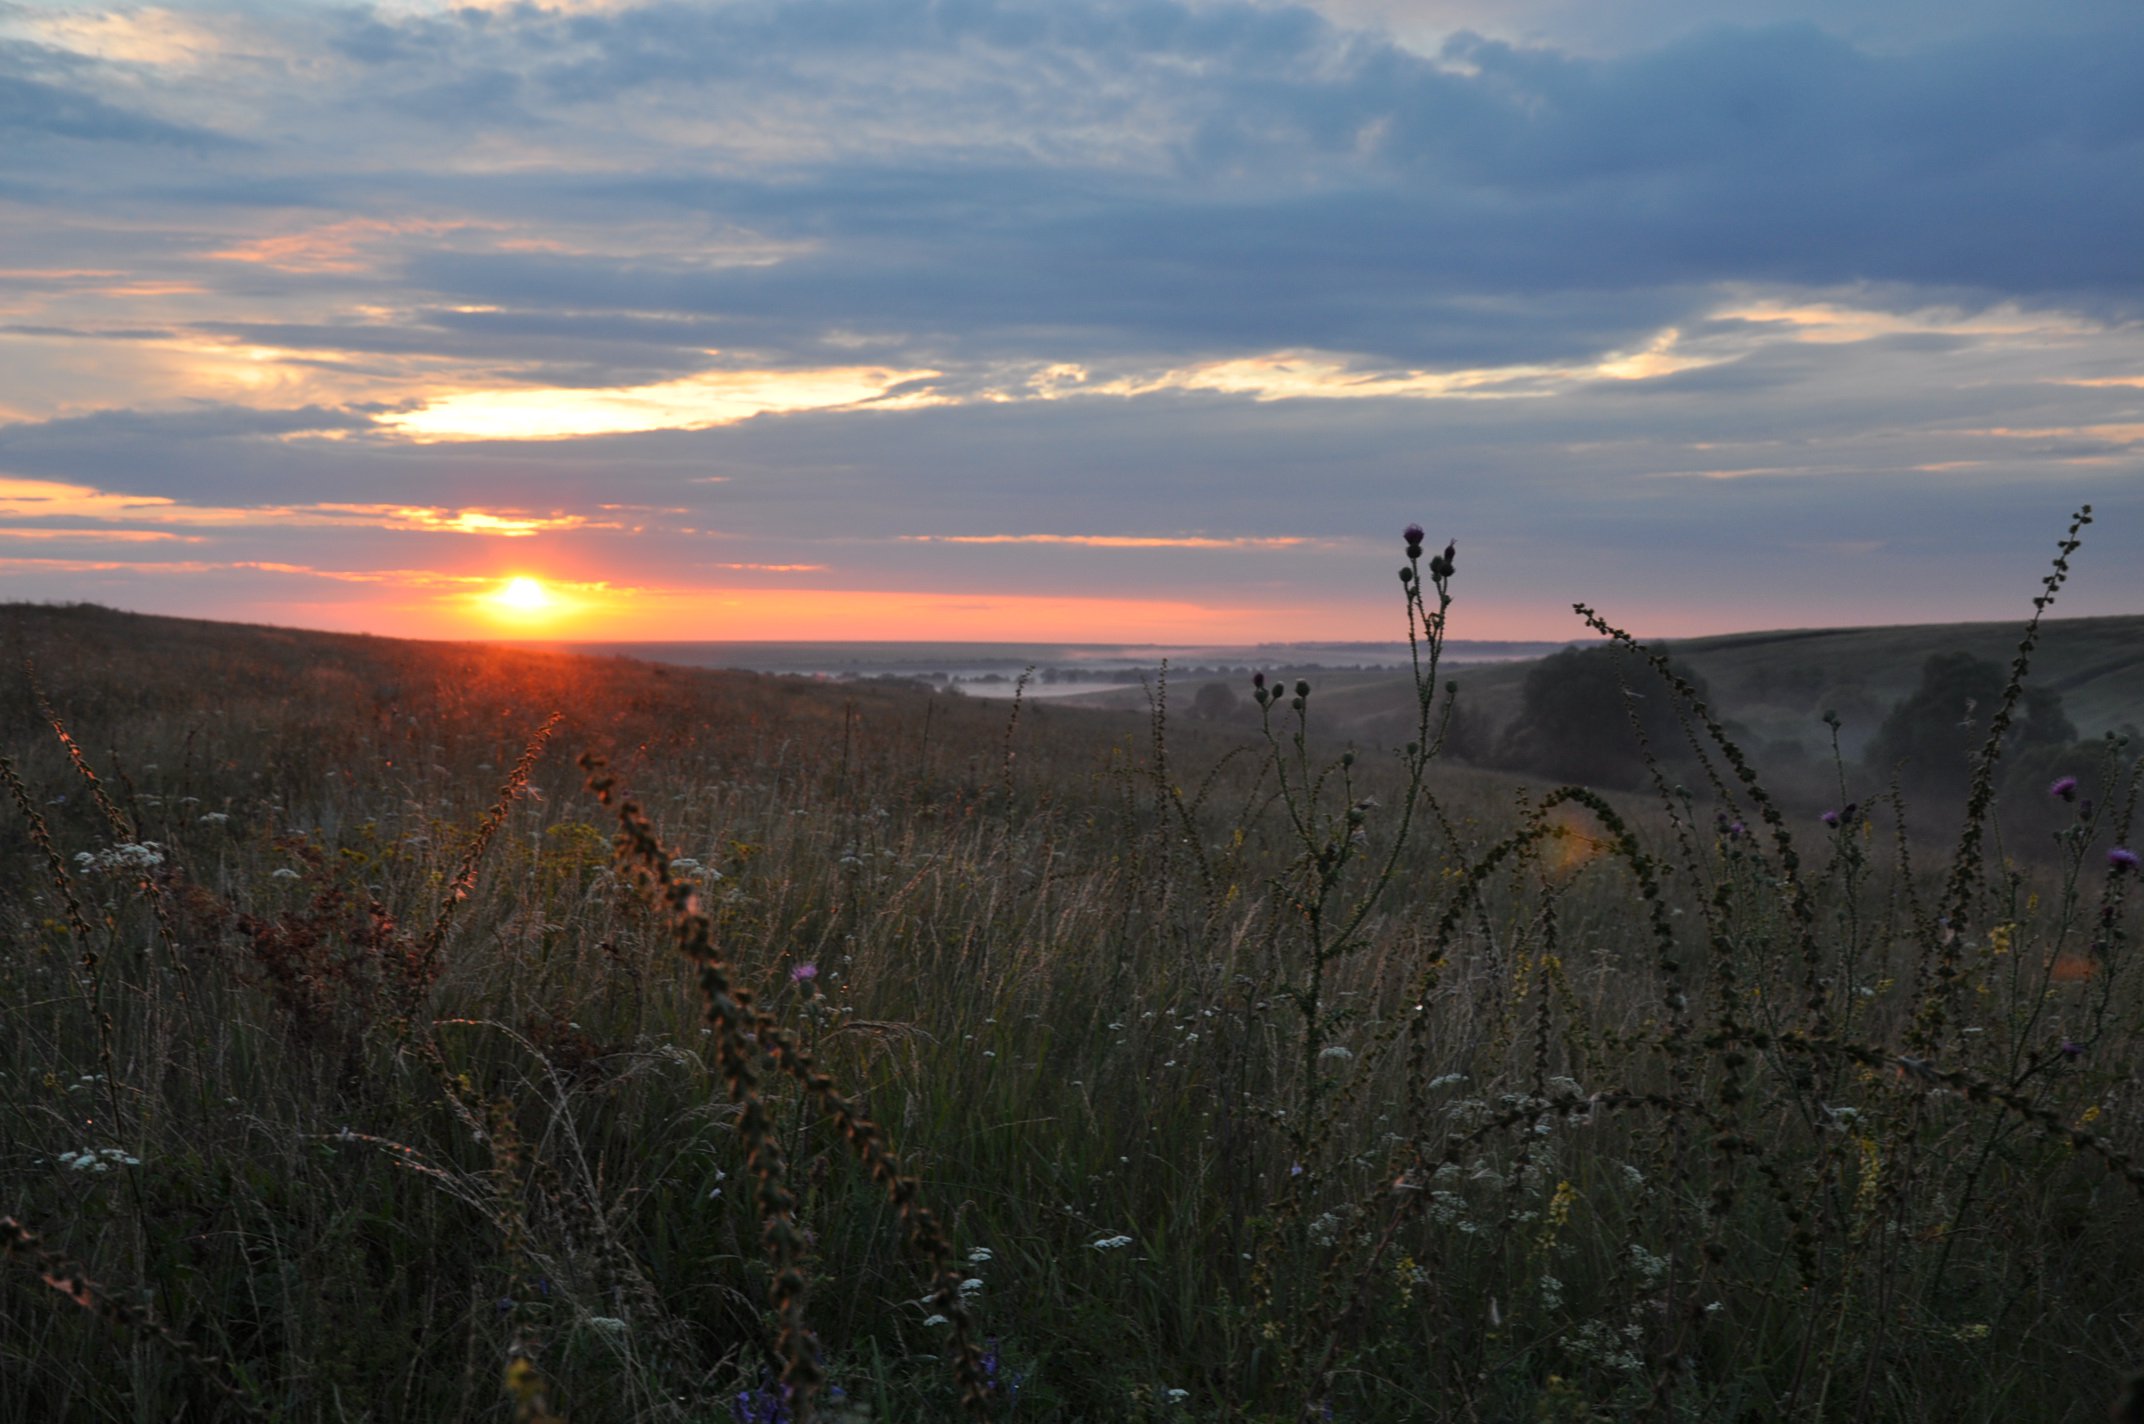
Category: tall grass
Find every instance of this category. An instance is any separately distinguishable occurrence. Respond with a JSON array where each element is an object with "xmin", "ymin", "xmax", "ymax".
[{"xmin": 1, "ymin": 514, "xmax": 2139, "ymax": 1421}]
